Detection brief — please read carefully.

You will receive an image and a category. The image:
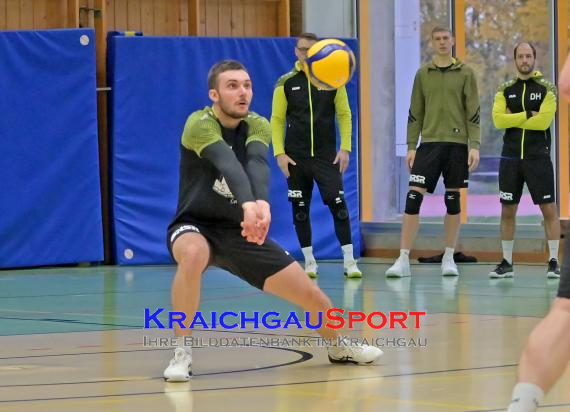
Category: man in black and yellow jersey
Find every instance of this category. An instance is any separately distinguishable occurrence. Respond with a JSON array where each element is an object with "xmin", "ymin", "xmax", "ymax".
[
  {"xmin": 270, "ymin": 32, "xmax": 361, "ymax": 279},
  {"xmin": 385, "ymin": 26, "xmax": 481, "ymax": 278},
  {"xmin": 163, "ymin": 60, "xmax": 382, "ymax": 382},
  {"xmin": 505, "ymin": 54, "xmax": 570, "ymax": 412},
  {"xmin": 490, "ymin": 42, "xmax": 560, "ymax": 279}
]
